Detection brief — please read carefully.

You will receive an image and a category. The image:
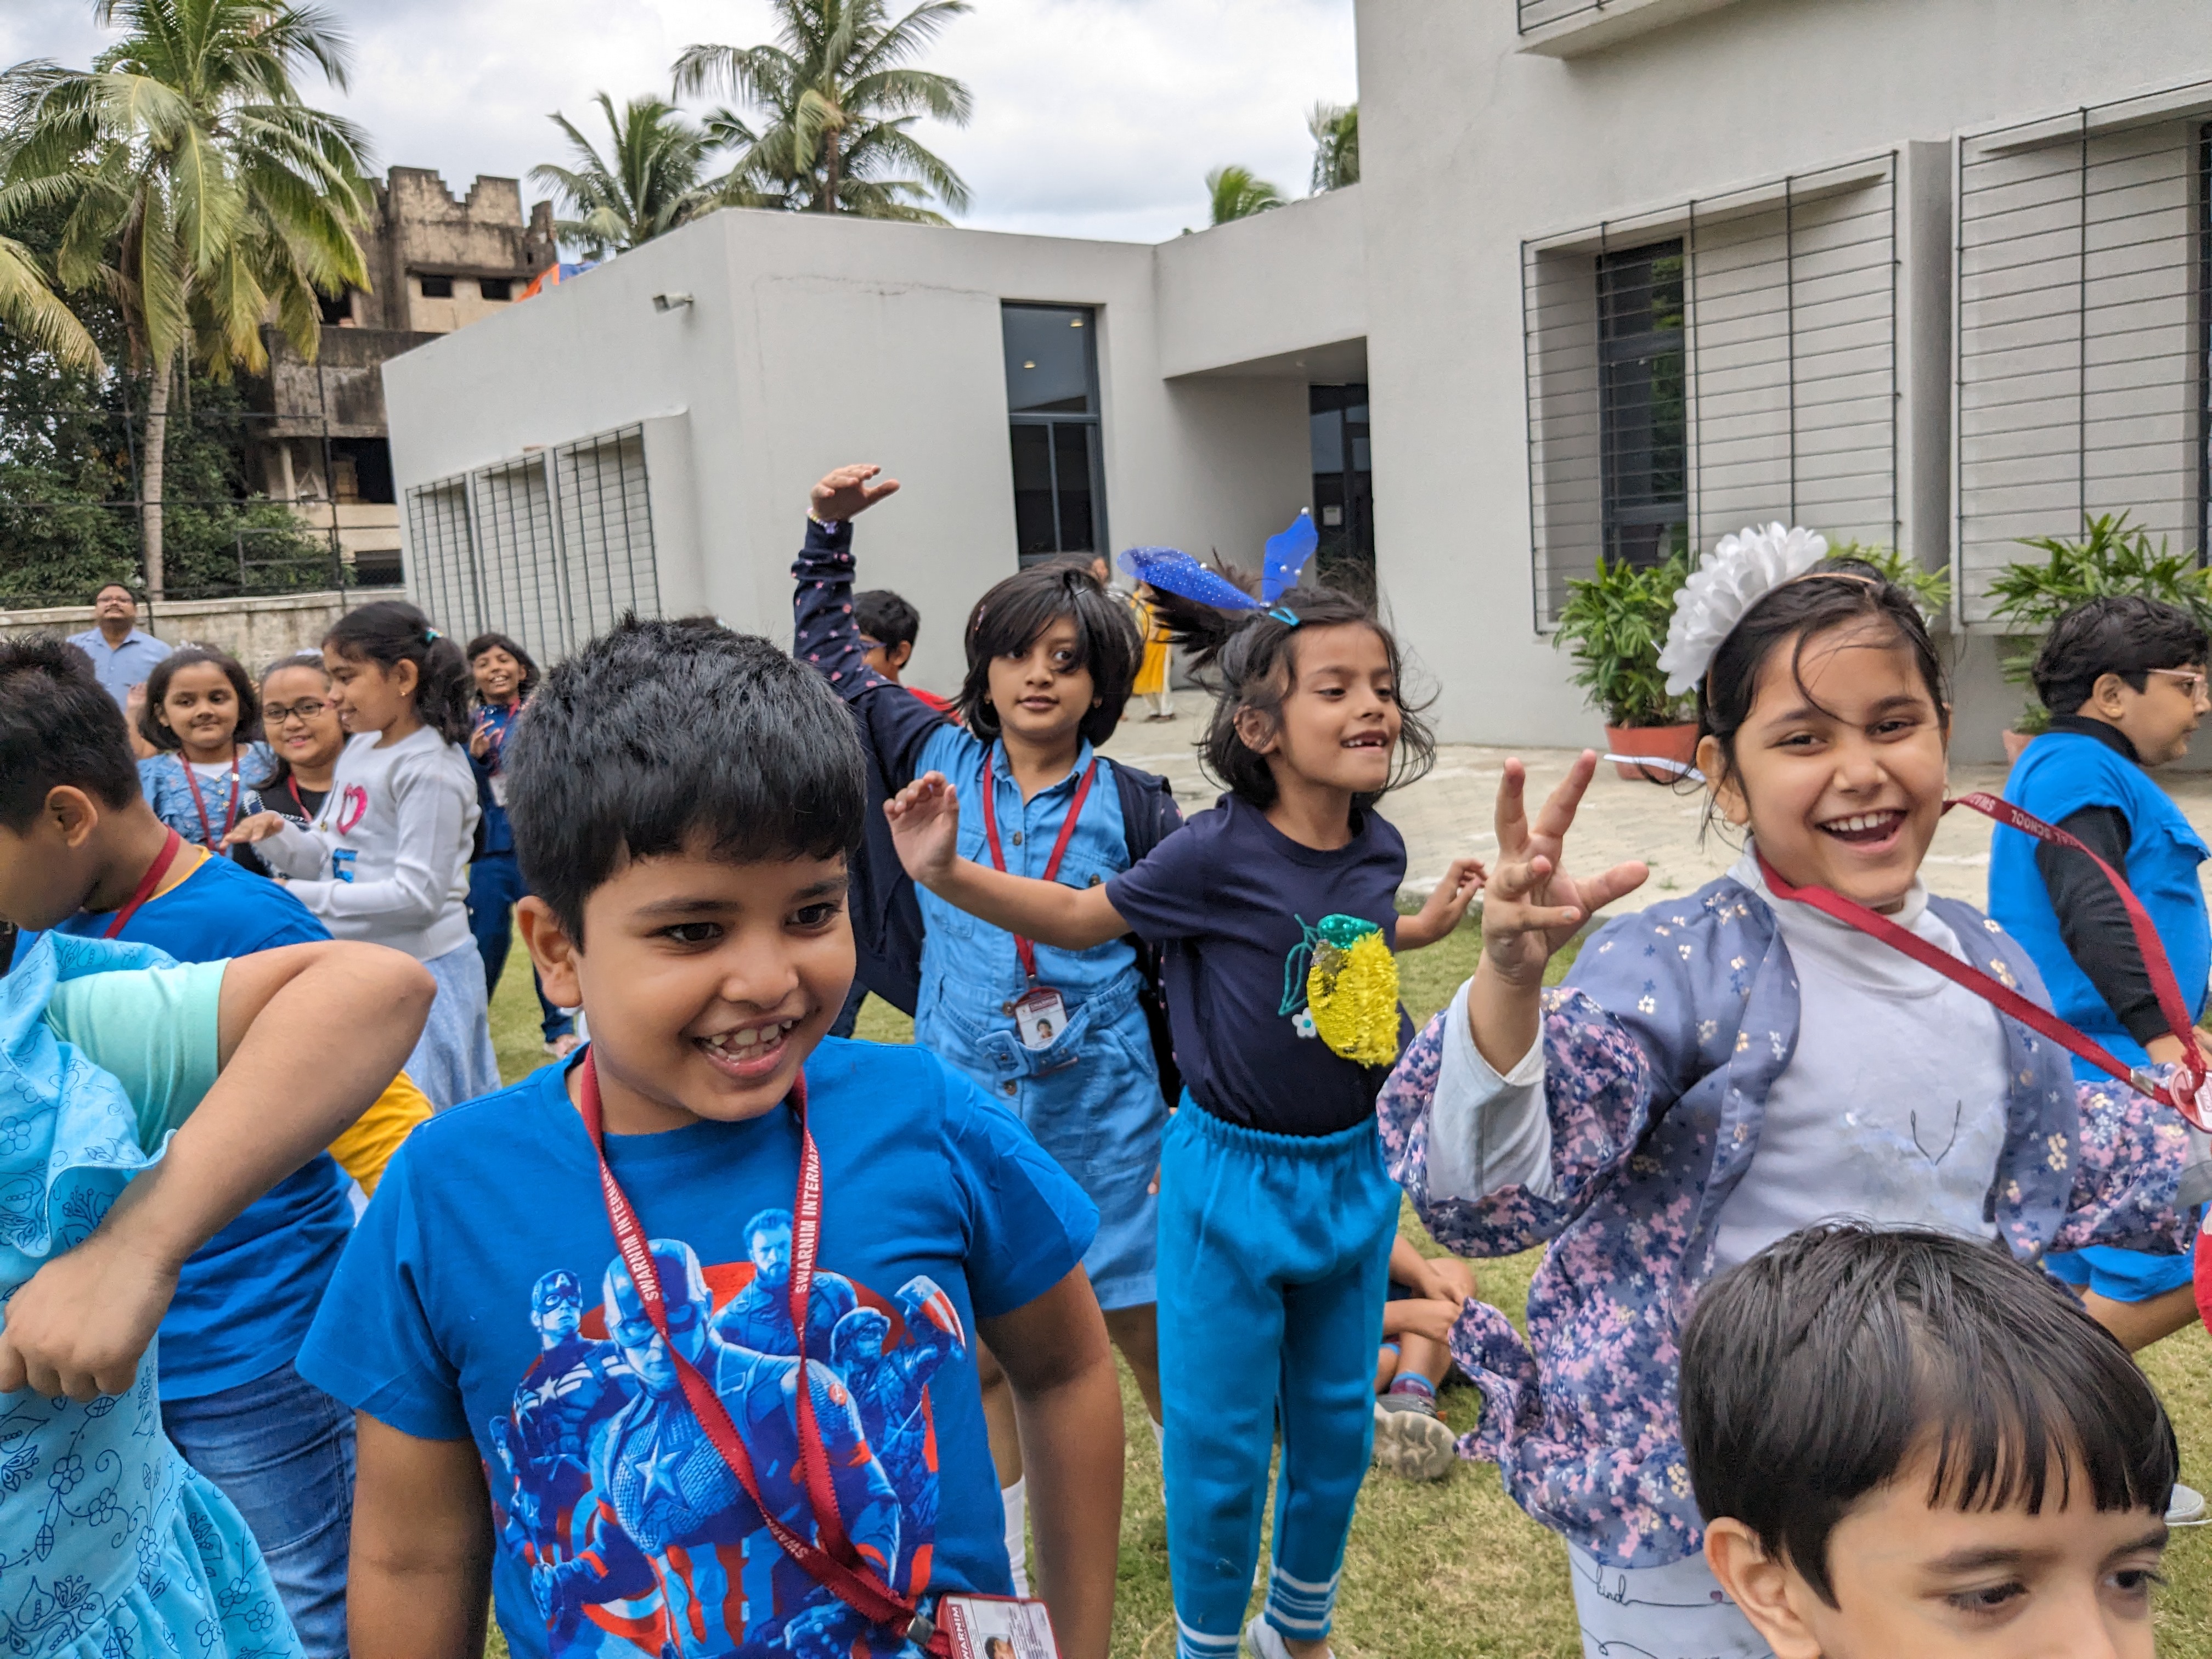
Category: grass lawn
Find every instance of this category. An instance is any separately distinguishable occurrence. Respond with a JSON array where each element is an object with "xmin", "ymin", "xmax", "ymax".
[{"xmin": 486, "ymin": 927, "xmax": 2212, "ymax": 1657}]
